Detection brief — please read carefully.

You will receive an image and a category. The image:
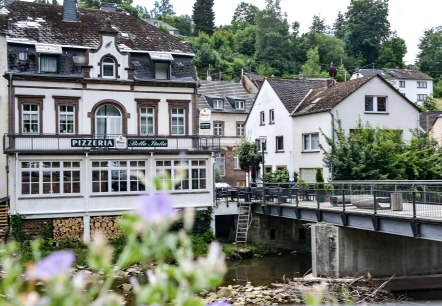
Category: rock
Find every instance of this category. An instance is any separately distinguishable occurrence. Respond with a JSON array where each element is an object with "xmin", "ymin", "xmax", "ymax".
[
  {"xmin": 217, "ymin": 287, "xmax": 234, "ymax": 299},
  {"xmin": 121, "ymin": 283, "xmax": 132, "ymax": 292}
]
